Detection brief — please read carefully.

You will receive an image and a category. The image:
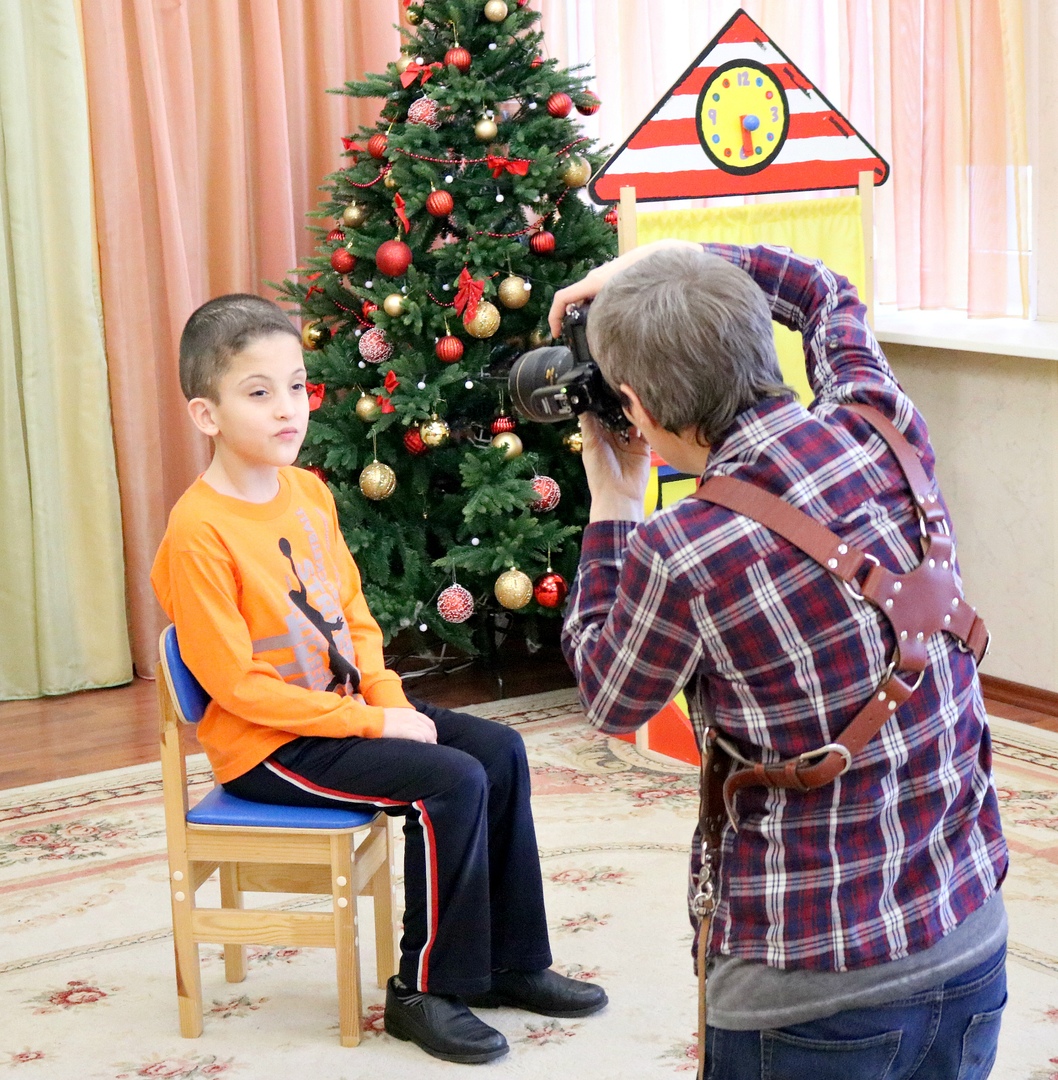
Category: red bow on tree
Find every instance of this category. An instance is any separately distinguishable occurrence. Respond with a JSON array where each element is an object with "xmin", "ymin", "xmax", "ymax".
[
  {"xmin": 340, "ymin": 137, "xmax": 362, "ymax": 152},
  {"xmin": 400, "ymin": 61, "xmax": 443, "ymax": 89},
  {"xmin": 305, "ymin": 284, "xmax": 324, "ymax": 299},
  {"xmin": 384, "ymin": 369, "xmax": 401, "ymax": 394},
  {"xmin": 306, "ymin": 382, "xmax": 325, "ymax": 411},
  {"xmin": 377, "ymin": 395, "xmax": 395, "ymax": 414},
  {"xmin": 394, "ymin": 193, "xmax": 411, "ymax": 233},
  {"xmin": 487, "ymin": 154, "xmax": 531, "ymax": 179},
  {"xmin": 453, "ymin": 268, "xmax": 485, "ymax": 324}
]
